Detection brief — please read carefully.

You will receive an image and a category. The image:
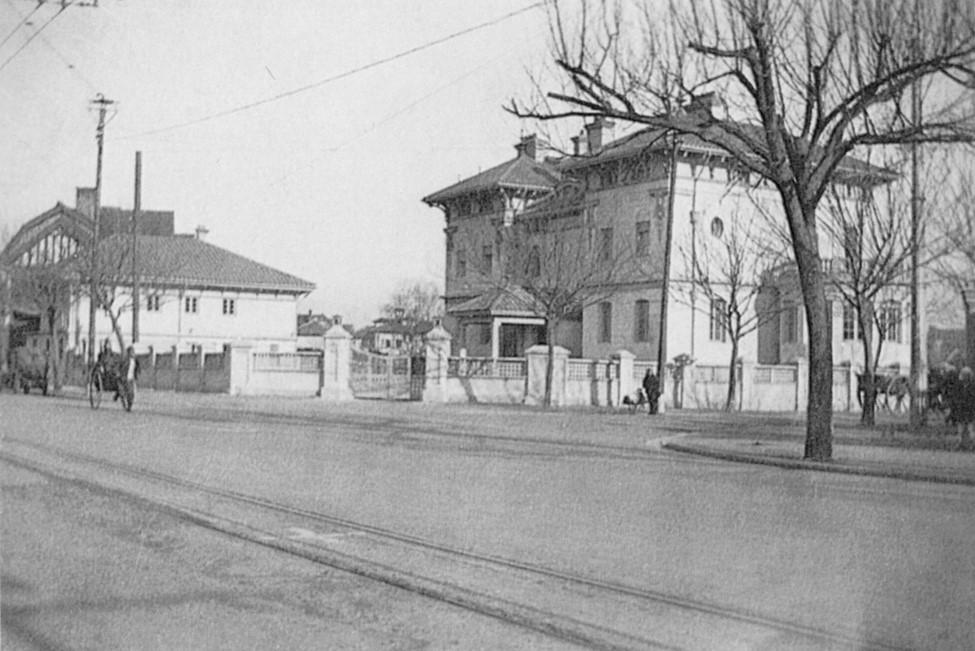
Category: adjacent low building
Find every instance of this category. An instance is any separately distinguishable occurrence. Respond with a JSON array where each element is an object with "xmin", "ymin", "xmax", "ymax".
[{"xmin": 0, "ymin": 188, "xmax": 314, "ymax": 363}]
